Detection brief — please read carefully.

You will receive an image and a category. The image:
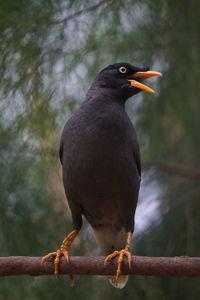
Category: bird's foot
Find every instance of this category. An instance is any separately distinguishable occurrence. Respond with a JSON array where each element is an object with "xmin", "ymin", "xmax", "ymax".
[
  {"xmin": 41, "ymin": 229, "xmax": 79, "ymax": 278},
  {"xmin": 41, "ymin": 249, "xmax": 69, "ymax": 277},
  {"xmin": 104, "ymin": 249, "xmax": 132, "ymax": 284}
]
